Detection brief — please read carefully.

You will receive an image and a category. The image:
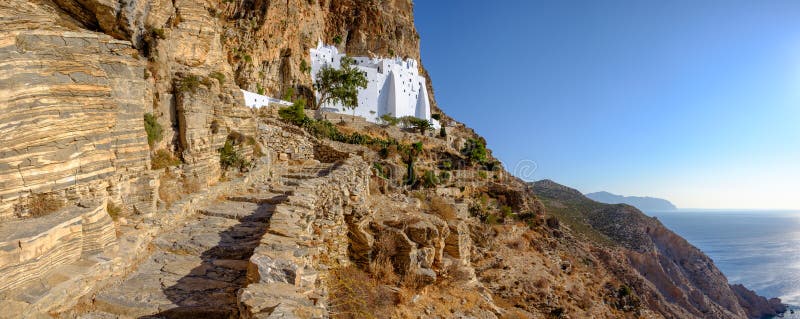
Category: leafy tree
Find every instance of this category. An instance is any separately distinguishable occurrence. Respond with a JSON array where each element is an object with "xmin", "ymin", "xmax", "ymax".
[
  {"xmin": 400, "ymin": 116, "xmax": 433, "ymax": 134},
  {"xmin": 314, "ymin": 57, "xmax": 368, "ymax": 114}
]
